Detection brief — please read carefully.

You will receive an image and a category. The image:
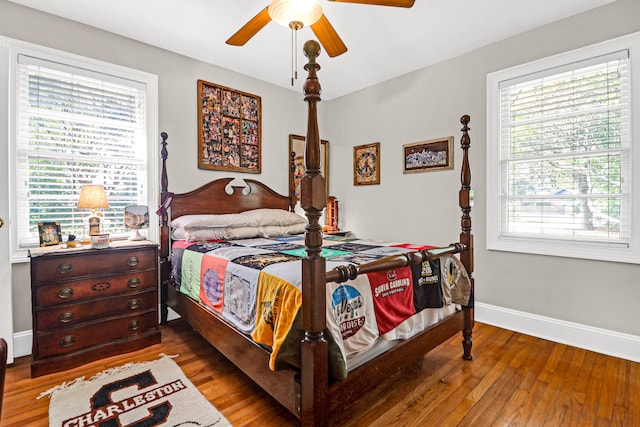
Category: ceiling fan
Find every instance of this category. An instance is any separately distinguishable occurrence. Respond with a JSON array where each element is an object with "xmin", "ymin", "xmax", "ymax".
[{"xmin": 226, "ymin": 0, "xmax": 415, "ymax": 58}]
